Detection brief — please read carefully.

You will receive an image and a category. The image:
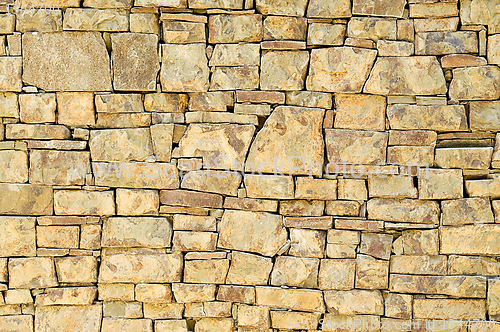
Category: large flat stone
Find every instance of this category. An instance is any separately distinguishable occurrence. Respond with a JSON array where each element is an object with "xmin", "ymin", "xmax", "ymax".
[
  {"xmin": 99, "ymin": 253, "xmax": 183, "ymax": 283},
  {"xmin": 367, "ymin": 198, "xmax": 440, "ymax": 224},
  {"xmin": 325, "ymin": 129, "xmax": 388, "ymax": 165},
  {"xmin": 245, "ymin": 106, "xmax": 324, "ymax": 176},
  {"xmin": 22, "ymin": 32, "xmax": 112, "ymax": 91},
  {"xmin": 35, "ymin": 305, "xmax": 102, "ymax": 332},
  {"xmin": 390, "ymin": 275, "xmax": 486, "ymax": 298},
  {"xmin": 102, "ymin": 217, "xmax": 172, "ymax": 248},
  {"xmin": 306, "ymin": 47, "xmax": 377, "ymax": 93},
  {"xmin": 440, "ymin": 225, "xmax": 500, "ymax": 255},
  {"xmin": 0, "ymin": 217, "xmax": 36, "ymax": 257},
  {"xmin": 0, "ymin": 184, "xmax": 53, "ymax": 215},
  {"xmin": 218, "ymin": 210, "xmax": 287, "ymax": 257},
  {"xmin": 255, "ymin": 287, "xmax": 325, "ymax": 312},
  {"xmin": 460, "ymin": 0, "xmax": 500, "ymax": 34},
  {"xmin": 449, "ymin": 66, "xmax": 500, "ymax": 100},
  {"xmin": 364, "ymin": 56, "xmax": 446, "ymax": 95},
  {"xmin": 413, "ymin": 299, "xmax": 486, "ymax": 320},
  {"xmin": 415, "ymin": 31, "xmax": 478, "ymax": 55},
  {"xmin": 387, "ymin": 104, "xmax": 468, "ymax": 131}
]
